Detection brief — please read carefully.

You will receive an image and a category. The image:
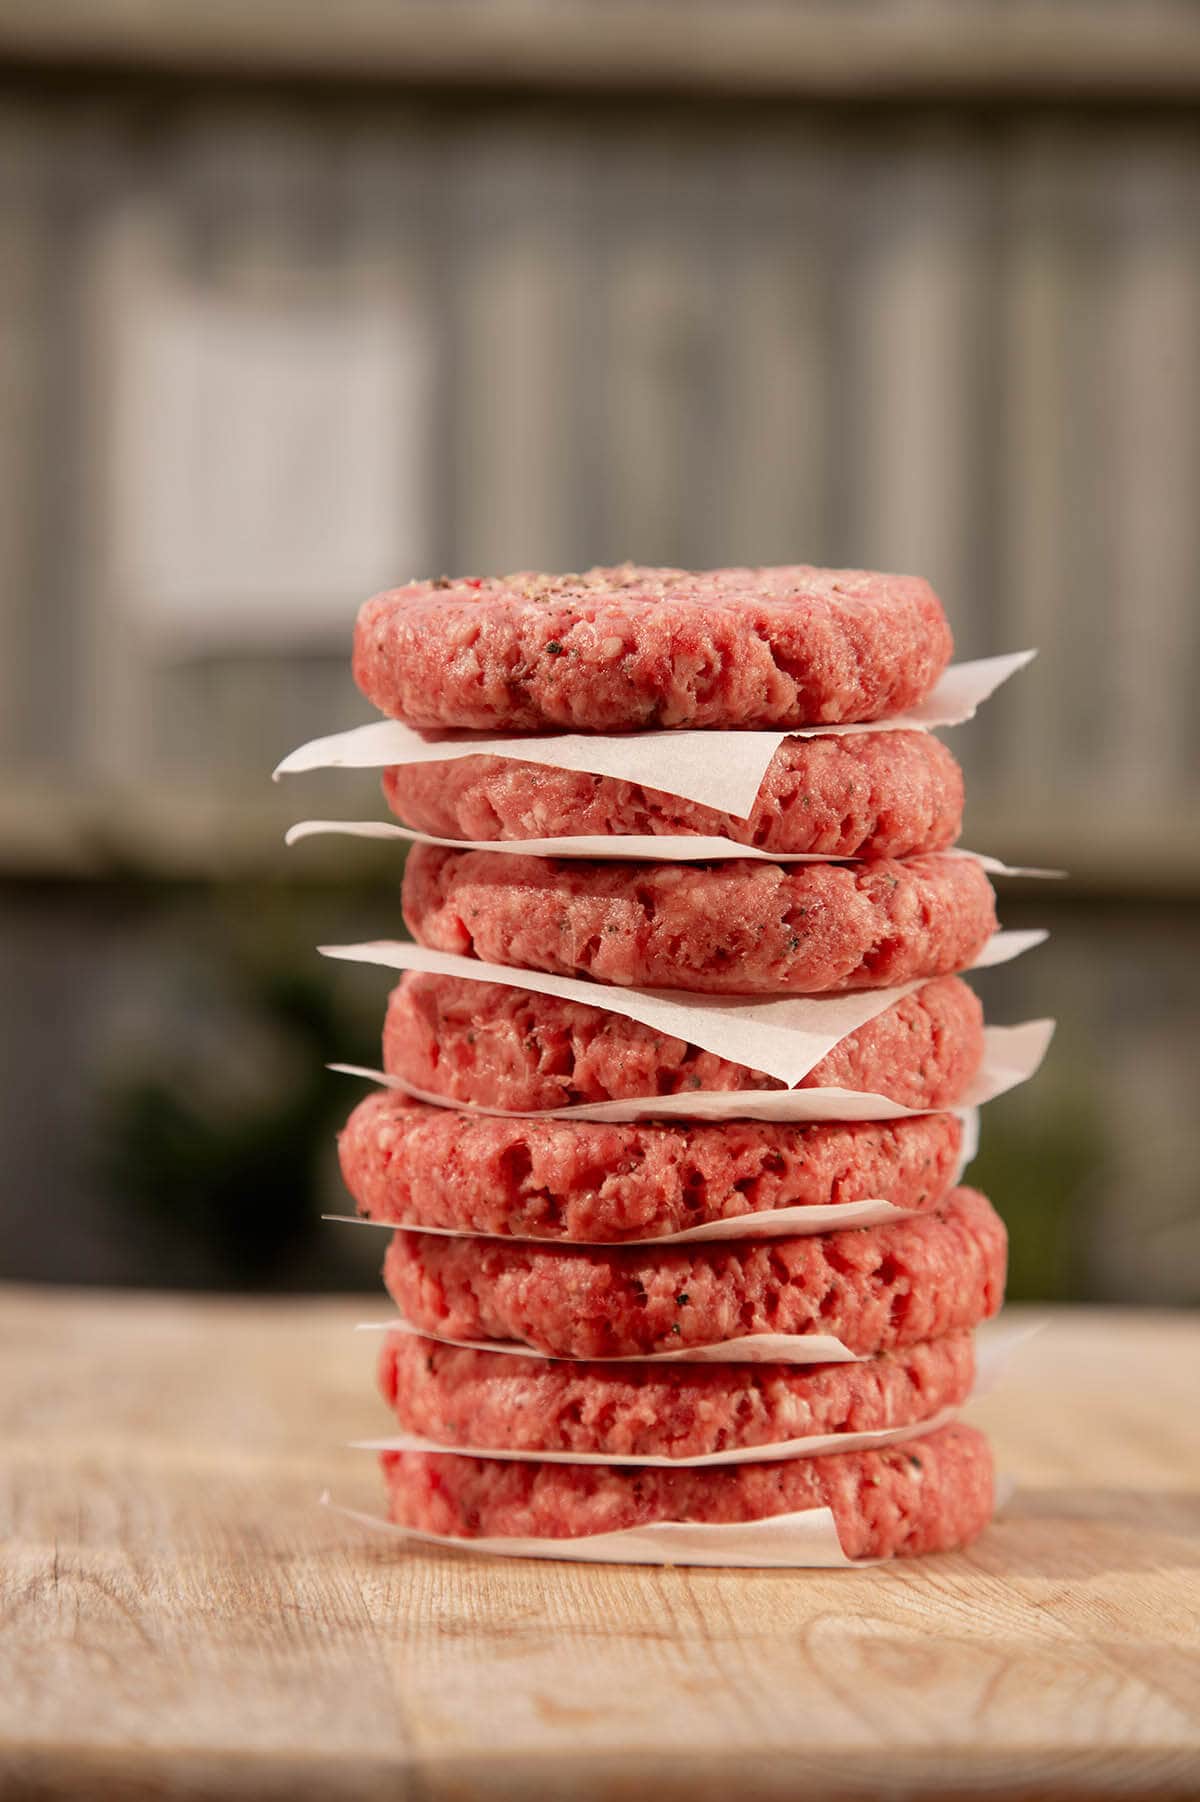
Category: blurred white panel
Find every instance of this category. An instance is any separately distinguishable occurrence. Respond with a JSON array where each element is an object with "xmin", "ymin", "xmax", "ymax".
[{"xmin": 107, "ymin": 258, "xmax": 431, "ymax": 652}]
